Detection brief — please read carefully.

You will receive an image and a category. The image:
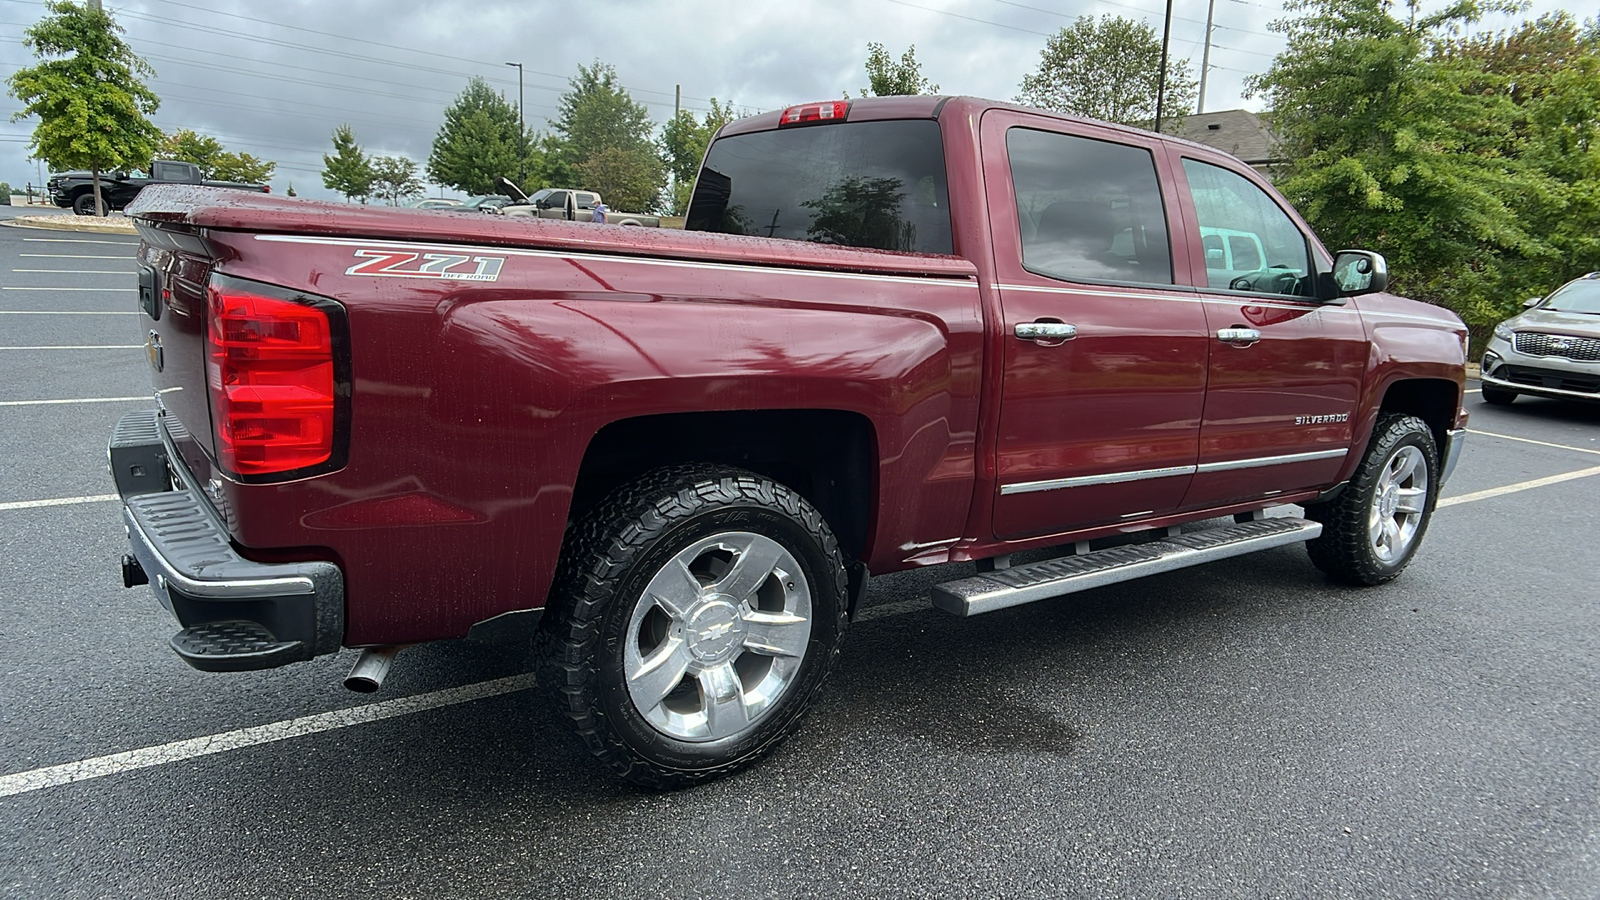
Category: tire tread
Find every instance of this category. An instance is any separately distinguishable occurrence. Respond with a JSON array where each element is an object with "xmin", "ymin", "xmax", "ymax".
[
  {"xmin": 1305, "ymin": 413, "xmax": 1438, "ymax": 586},
  {"xmin": 535, "ymin": 464, "xmax": 848, "ymax": 788}
]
